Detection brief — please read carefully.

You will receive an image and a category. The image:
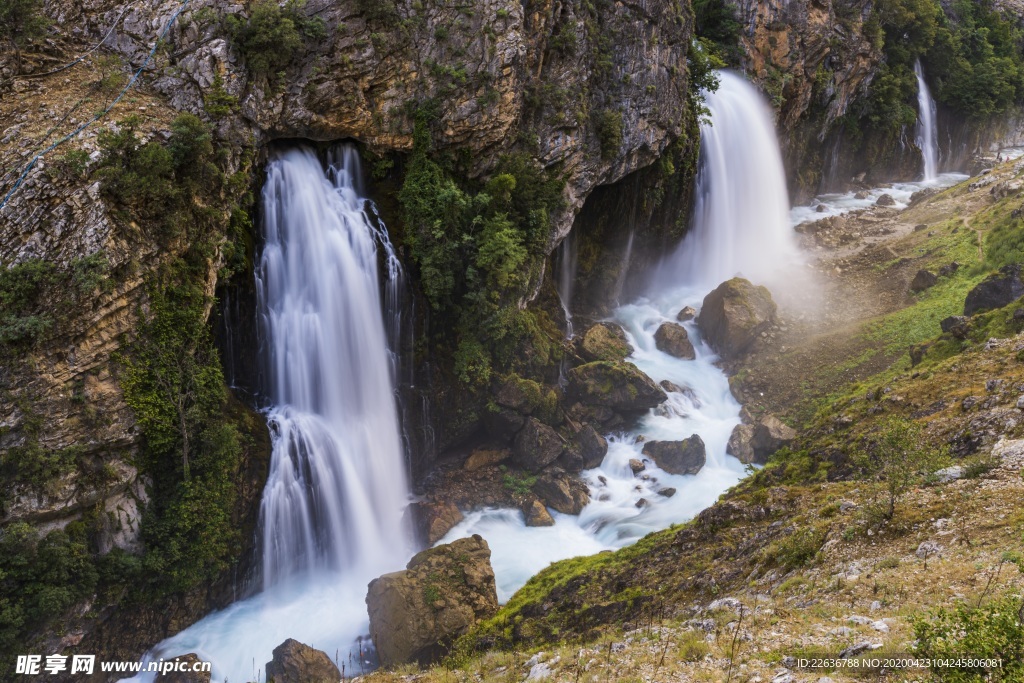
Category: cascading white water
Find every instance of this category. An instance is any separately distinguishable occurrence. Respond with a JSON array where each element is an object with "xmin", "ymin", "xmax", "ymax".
[
  {"xmin": 657, "ymin": 70, "xmax": 798, "ymax": 290},
  {"xmin": 556, "ymin": 232, "xmax": 578, "ymax": 338},
  {"xmin": 127, "ymin": 146, "xmax": 411, "ymax": 682},
  {"xmin": 915, "ymin": 59, "xmax": 939, "ymax": 182}
]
